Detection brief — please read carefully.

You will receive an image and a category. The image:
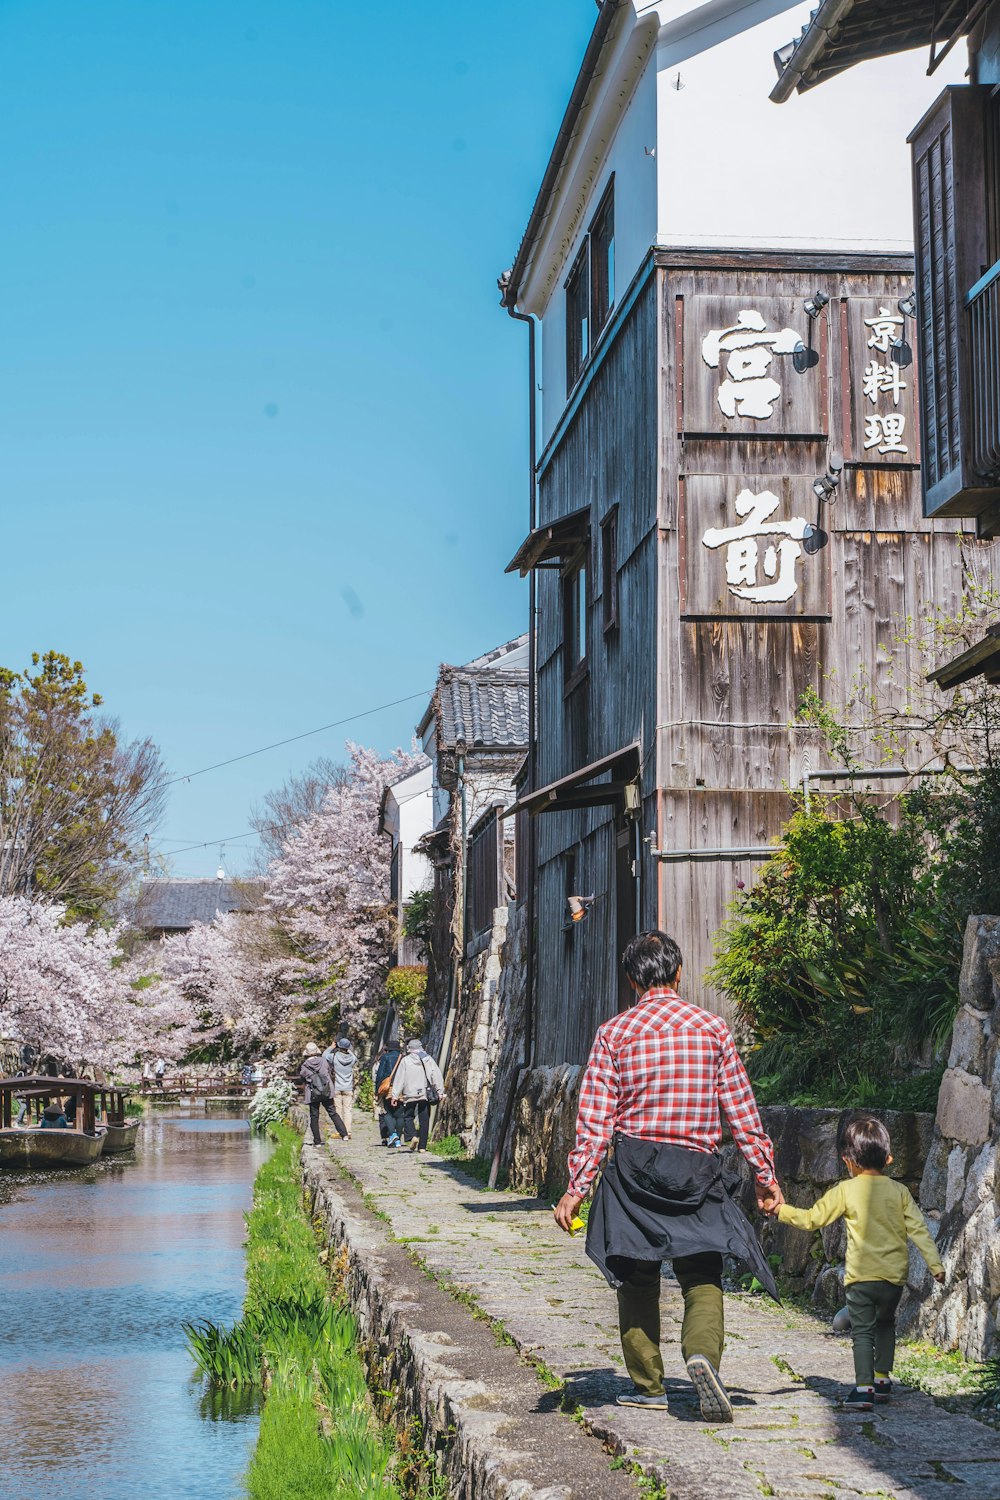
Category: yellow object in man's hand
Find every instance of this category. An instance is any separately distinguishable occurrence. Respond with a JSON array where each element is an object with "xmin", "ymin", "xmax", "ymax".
[{"xmin": 569, "ymin": 1217, "xmax": 585, "ymax": 1236}]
